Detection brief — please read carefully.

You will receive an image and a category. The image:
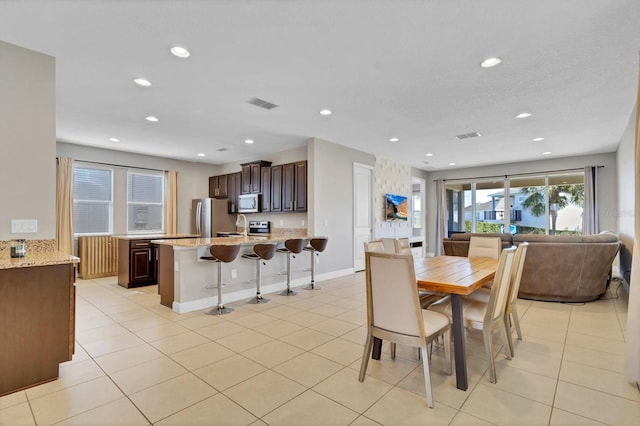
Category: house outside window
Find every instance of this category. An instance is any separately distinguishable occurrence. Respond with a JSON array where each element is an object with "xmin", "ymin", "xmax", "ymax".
[
  {"xmin": 73, "ymin": 165, "xmax": 113, "ymax": 235},
  {"xmin": 127, "ymin": 171, "xmax": 164, "ymax": 233}
]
